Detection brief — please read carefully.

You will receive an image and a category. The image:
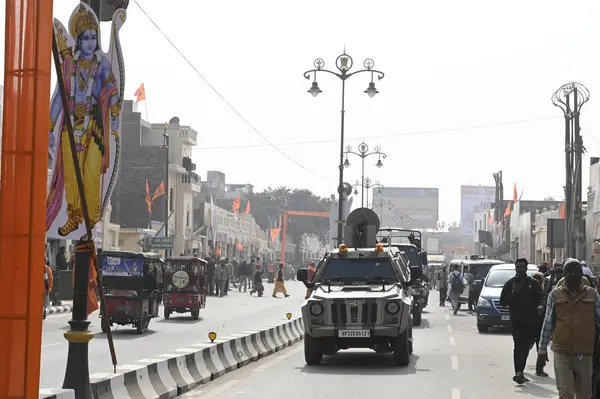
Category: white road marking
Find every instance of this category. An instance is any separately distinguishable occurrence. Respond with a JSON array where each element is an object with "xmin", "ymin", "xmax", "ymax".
[
  {"xmin": 444, "ymin": 314, "xmax": 450, "ymax": 320},
  {"xmin": 447, "ymin": 324, "xmax": 452, "ymax": 332},
  {"xmin": 449, "ymin": 336, "xmax": 455, "ymax": 346},
  {"xmin": 253, "ymin": 345, "xmax": 303, "ymax": 372},
  {"xmin": 452, "ymin": 388, "xmax": 460, "ymax": 399},
  {"xmin": 42, "ymin": 343, "xmax": 61, "ymax": 348},
  {"xmin": 451, "ymin": 355, "xmax": 459, "ymax": 370},
  {"xmin": 183, "ymin": 379, "xmax": 239, "ymax": 398}
]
